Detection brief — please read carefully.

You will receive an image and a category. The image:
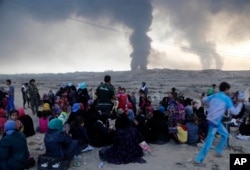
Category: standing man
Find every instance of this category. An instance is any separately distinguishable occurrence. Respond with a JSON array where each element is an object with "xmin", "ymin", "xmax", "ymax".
[
  {"xmin": 96, "ymin": 75, "xmax": 116, "ymax": 121},
  {"xmin": 193, "ymin": 82, "xmax": 244, "ymax": 167},
  {"xmin": 29, "ymin": 79, "xmax": 40, "ymax": 115},
  {"xmin": 5, "ymin": 79, "xmax": 15, "ymax": 115},
  {"xmin": 140, "ymin": 82, "xmax": 148, "ymax": 97},
  {"xmin": 21, "ymin": 83, "xmax": 30, "ymax": 109}
]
